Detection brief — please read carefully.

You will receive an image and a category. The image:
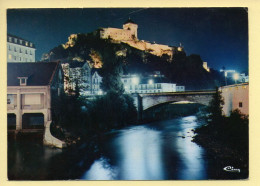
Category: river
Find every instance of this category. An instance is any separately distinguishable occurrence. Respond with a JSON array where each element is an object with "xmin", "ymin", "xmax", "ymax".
[{"xmin": 8, "ymin": 115, "xmax": 237, "ymax": 180}]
